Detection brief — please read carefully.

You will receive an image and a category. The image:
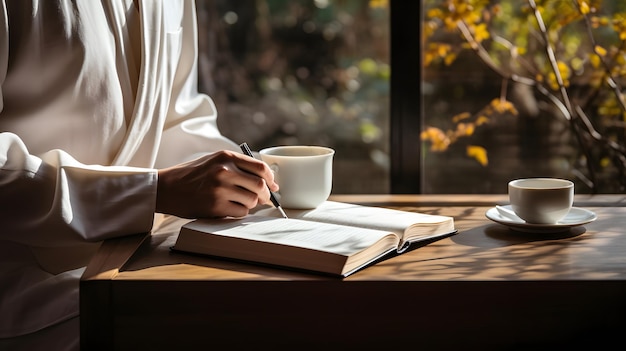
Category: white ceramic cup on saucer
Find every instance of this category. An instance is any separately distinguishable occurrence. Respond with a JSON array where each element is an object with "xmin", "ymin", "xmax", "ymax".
[
  {"xmin": 259, "ymin": 145, "xmax": 334, "ymax": 209},
  {"xmin": 508, "ymin": 178, "xmax": 574, "ymax": 224}
]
